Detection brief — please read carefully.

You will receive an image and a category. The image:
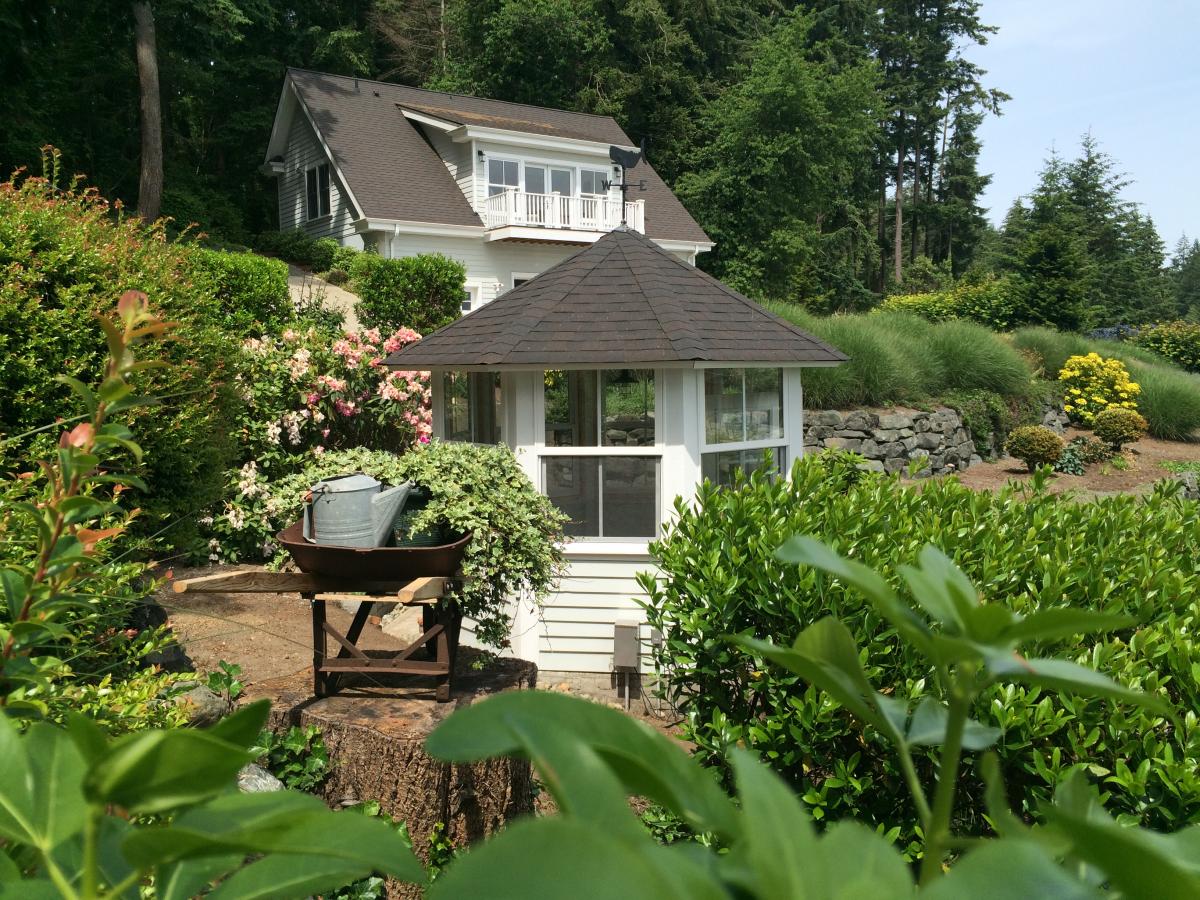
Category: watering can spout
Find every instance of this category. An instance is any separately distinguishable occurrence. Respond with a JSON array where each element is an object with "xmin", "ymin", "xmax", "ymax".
[{"xmin": 372, "ymin": 482, "xmax": 414, "ymax": 546}]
